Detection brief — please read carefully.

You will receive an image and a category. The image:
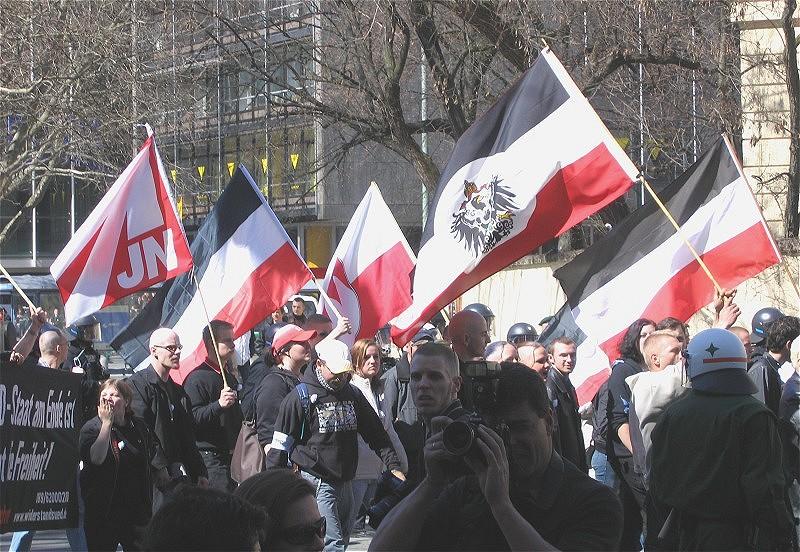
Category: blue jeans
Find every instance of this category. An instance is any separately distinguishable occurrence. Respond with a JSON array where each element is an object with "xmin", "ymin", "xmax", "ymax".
[
  {"xmin": 591, "ymin": 449, "xmax": 619, "ymax": 491},
  {"xmin": 10, "ymin": 472, "xmax": 87, "ymax": 552},
  {"xmin": 303, "ymin": 473, "xmax": 354, "ymax": 552},
  {"xmin": 347, "ymin": 479, "xmax": 378, "ymax": 534}
]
